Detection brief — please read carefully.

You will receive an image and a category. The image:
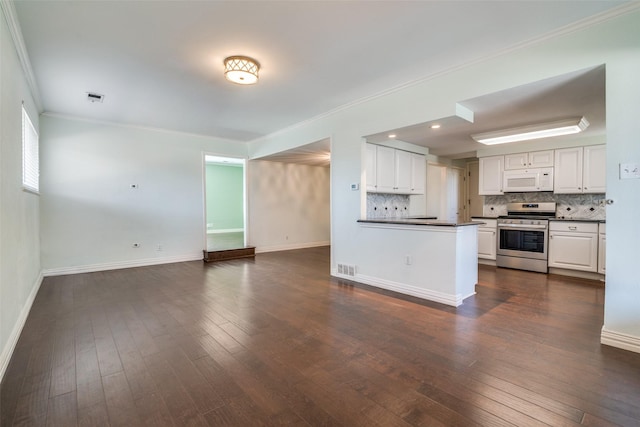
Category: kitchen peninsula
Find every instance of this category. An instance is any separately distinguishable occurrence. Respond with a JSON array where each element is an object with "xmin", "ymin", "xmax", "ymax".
[{"xmin": 351, "ymin": 218, "xmax": 480, "ymax": 307}]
